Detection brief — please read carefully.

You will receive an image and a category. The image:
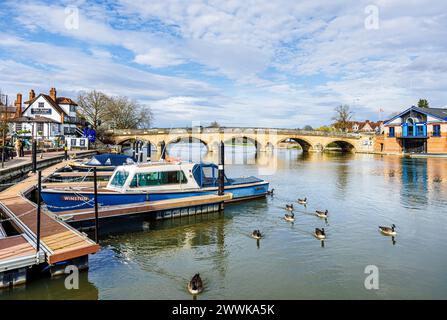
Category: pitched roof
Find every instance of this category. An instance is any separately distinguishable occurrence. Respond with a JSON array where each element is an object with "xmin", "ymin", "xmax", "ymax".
[
  {"xmin": 23, "ymin": 94, "xmax": 67, "ymax": 116},
  {"xmin": 384, "ymin": 106, "xmax": 447, "ymax": 124}
]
